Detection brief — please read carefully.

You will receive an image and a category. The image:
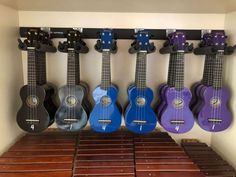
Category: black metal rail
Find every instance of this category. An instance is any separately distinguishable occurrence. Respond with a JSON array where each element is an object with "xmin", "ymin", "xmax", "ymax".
[{"xmin": 19, "ymin": 27, "xmax": 224, "ymax": 40}]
